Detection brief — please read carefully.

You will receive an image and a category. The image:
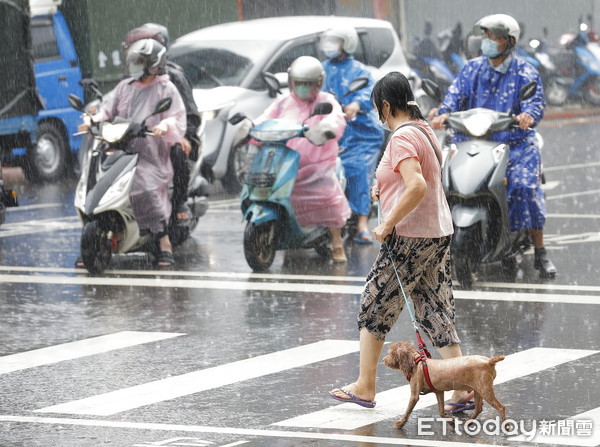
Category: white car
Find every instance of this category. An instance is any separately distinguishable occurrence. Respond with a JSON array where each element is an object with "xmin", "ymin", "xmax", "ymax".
[{"xmin": 170, "ymin": 15, "xmax": 430, "ymax": 193}]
